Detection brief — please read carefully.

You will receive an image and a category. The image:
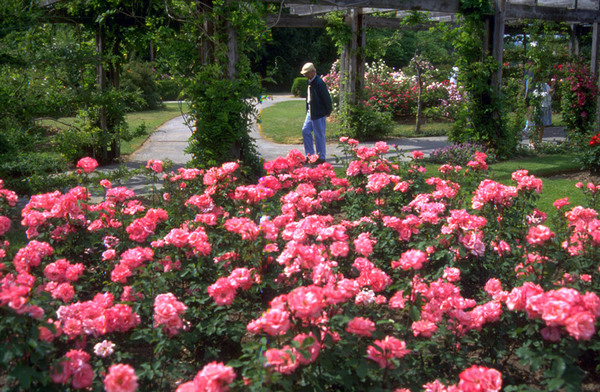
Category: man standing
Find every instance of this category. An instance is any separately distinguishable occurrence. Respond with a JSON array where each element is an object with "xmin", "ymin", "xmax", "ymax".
[{"xmin": 300, "ymin": 62, "xmax": 332, "ymax": 164}]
